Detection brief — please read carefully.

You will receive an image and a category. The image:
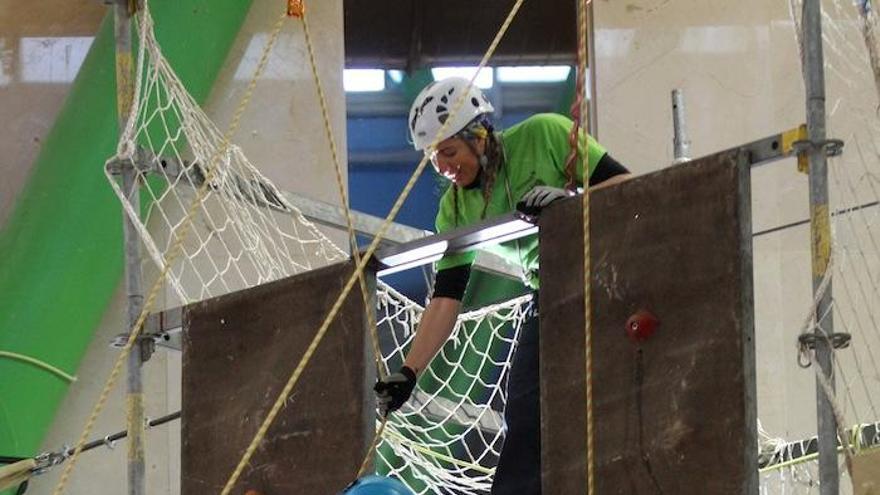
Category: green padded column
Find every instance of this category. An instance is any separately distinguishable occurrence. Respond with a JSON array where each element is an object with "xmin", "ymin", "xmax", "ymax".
[{"xmin": 0, "ymin": 0, "xmax": 253, "ymax": 462}]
